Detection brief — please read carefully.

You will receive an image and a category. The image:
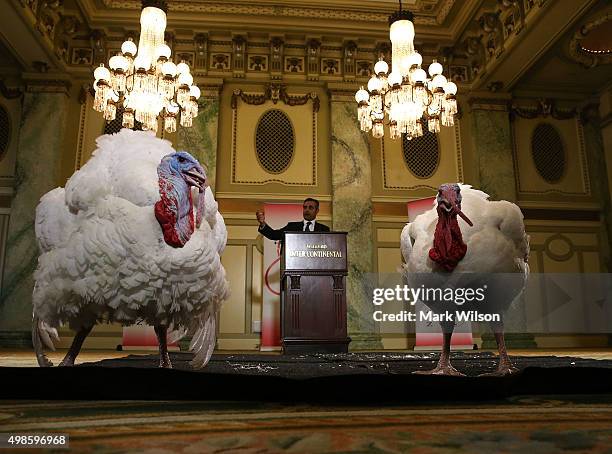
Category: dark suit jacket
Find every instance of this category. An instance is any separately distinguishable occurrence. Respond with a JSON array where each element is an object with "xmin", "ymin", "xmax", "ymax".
[{"xmin": 258, "ymin": 220, "xmax": 330, "ymax": 242}]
